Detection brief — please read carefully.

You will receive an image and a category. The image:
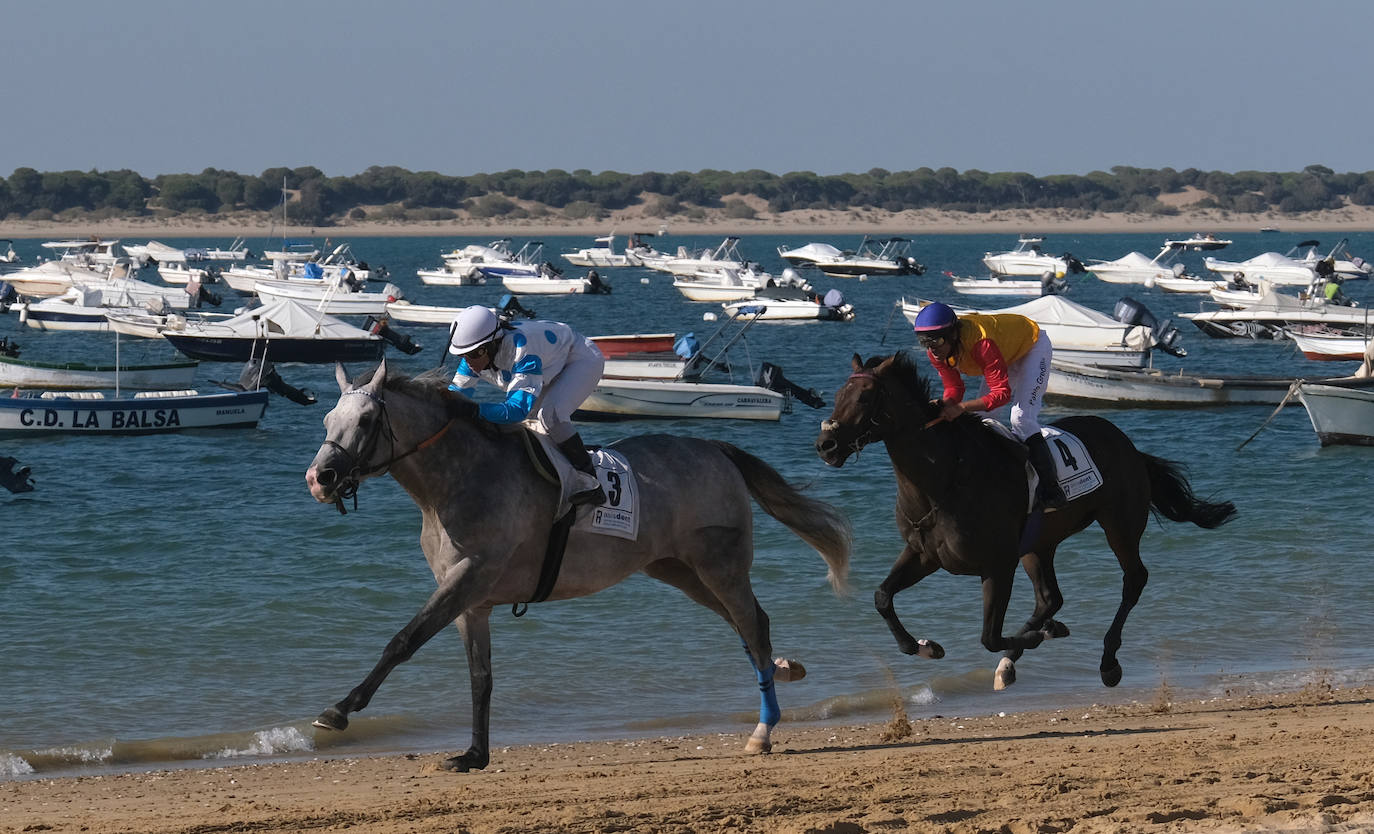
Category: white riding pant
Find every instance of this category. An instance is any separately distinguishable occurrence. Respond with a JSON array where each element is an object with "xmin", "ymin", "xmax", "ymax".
[
  {"xmin": 1007, "ymin": 334, "xmax": 1053, "ymax": 440},
  {"xmin": 527, "ymin": 337, "xmax": 605, "ymax": 443}
]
